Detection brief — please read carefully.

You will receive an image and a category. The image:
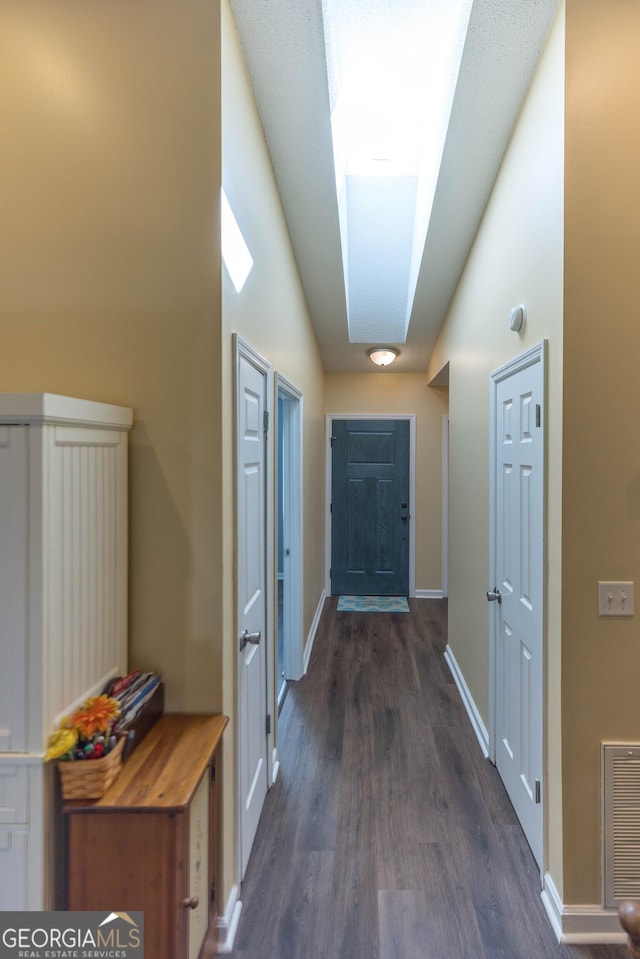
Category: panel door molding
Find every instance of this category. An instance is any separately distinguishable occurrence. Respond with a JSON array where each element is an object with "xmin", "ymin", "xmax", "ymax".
[{"xmin": 489, "ymin": 342, "xmax": 546, "ymax": 871}]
